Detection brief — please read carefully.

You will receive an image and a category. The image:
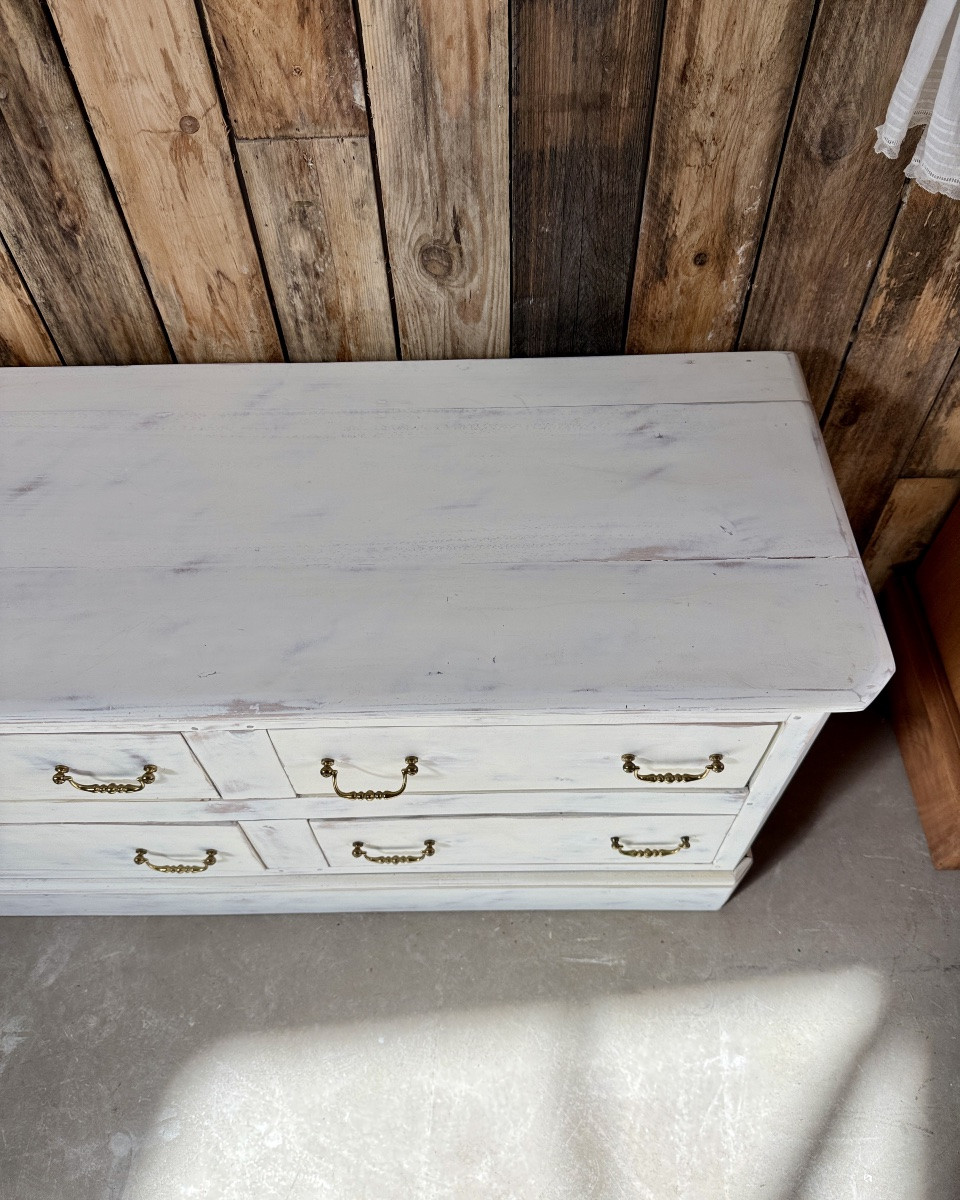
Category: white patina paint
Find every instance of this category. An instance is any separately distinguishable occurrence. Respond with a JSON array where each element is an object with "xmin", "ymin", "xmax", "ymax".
[{"xmin": 0, "ymin": 354, "xmax": 892, "ymax": 912}]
